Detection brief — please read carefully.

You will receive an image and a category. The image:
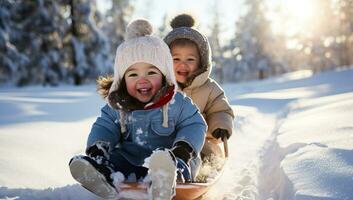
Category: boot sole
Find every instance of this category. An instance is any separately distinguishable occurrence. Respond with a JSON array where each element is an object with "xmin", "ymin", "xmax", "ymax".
[{"xmin": 69, "ymin": 158, "xmax": 118, "ymax": 199}]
